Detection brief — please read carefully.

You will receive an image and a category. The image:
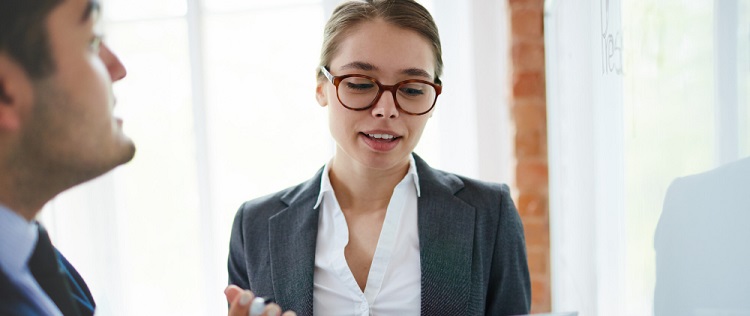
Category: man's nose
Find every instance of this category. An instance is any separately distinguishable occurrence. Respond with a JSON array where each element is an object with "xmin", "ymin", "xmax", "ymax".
[{"xmin": 99, "ymin": 43, "xmax": 127, "ymax": 82}]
